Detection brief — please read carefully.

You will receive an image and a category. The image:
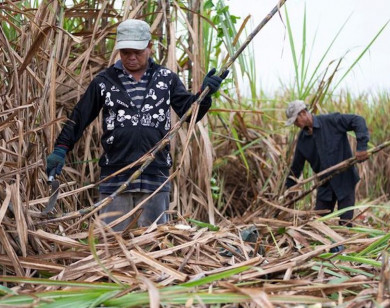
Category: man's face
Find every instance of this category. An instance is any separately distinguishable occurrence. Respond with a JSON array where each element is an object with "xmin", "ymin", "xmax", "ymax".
[
  {"xmin": 294, "ymin": 110, "xmax": 308, "ymax": 128},
  {"xmin": 119, "ymin": 43, "xmax": 151, "ymax": 73}
]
